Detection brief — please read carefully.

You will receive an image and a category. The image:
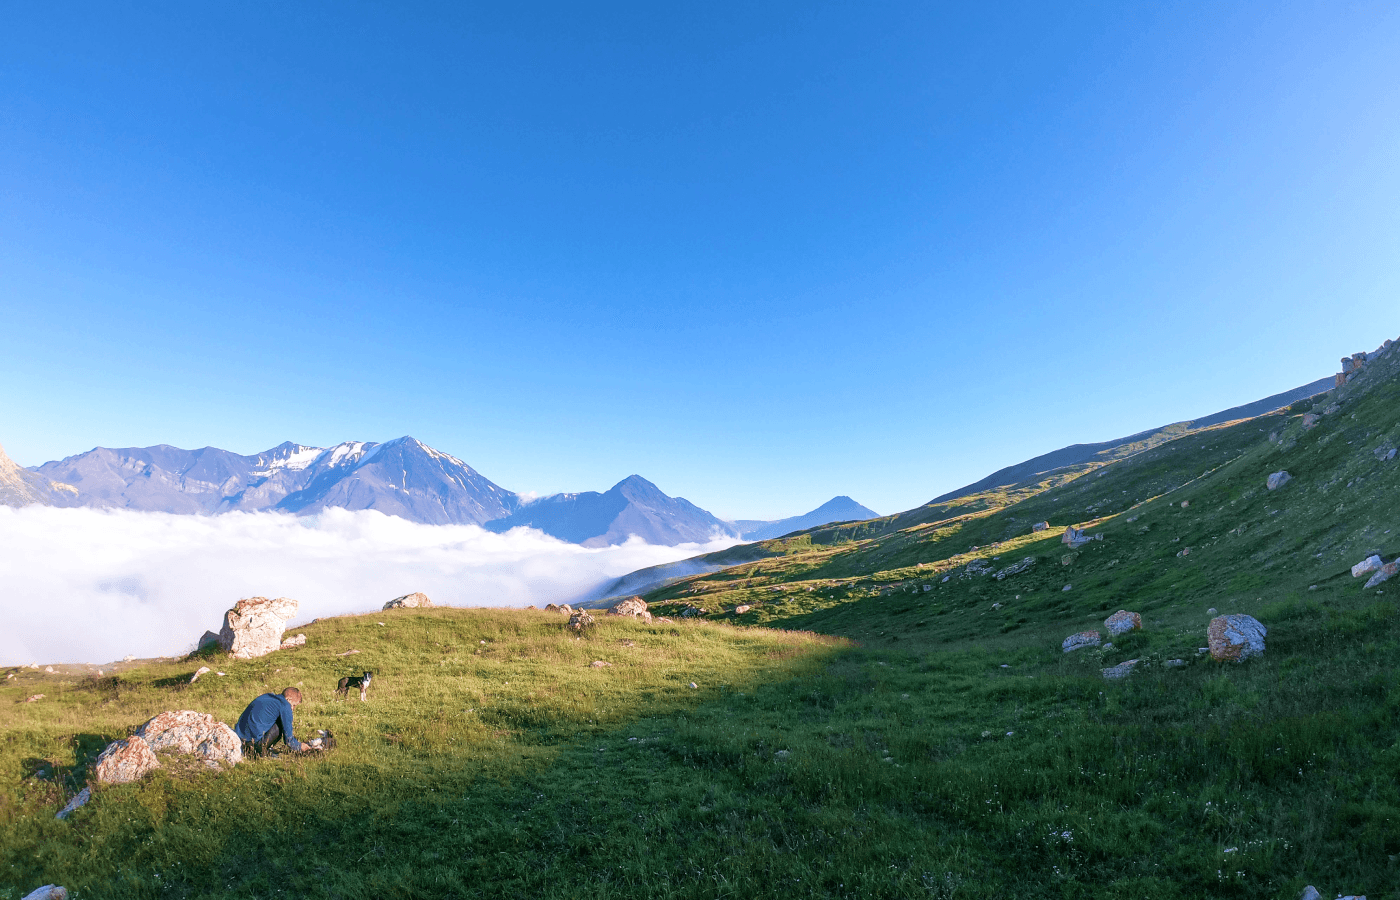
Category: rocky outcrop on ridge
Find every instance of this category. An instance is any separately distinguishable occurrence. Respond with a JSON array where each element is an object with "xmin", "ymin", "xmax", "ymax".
[
  {"xmin": 218, "ymin": 596, "xmax": 299, "ymax": 659},
  {"xmin": 384, "ymin": 592, "xmax": 433, "ymax": 610},
  {"xmin": 0, "ymin": 443, "xmax": 78, "ymax": 508}
]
